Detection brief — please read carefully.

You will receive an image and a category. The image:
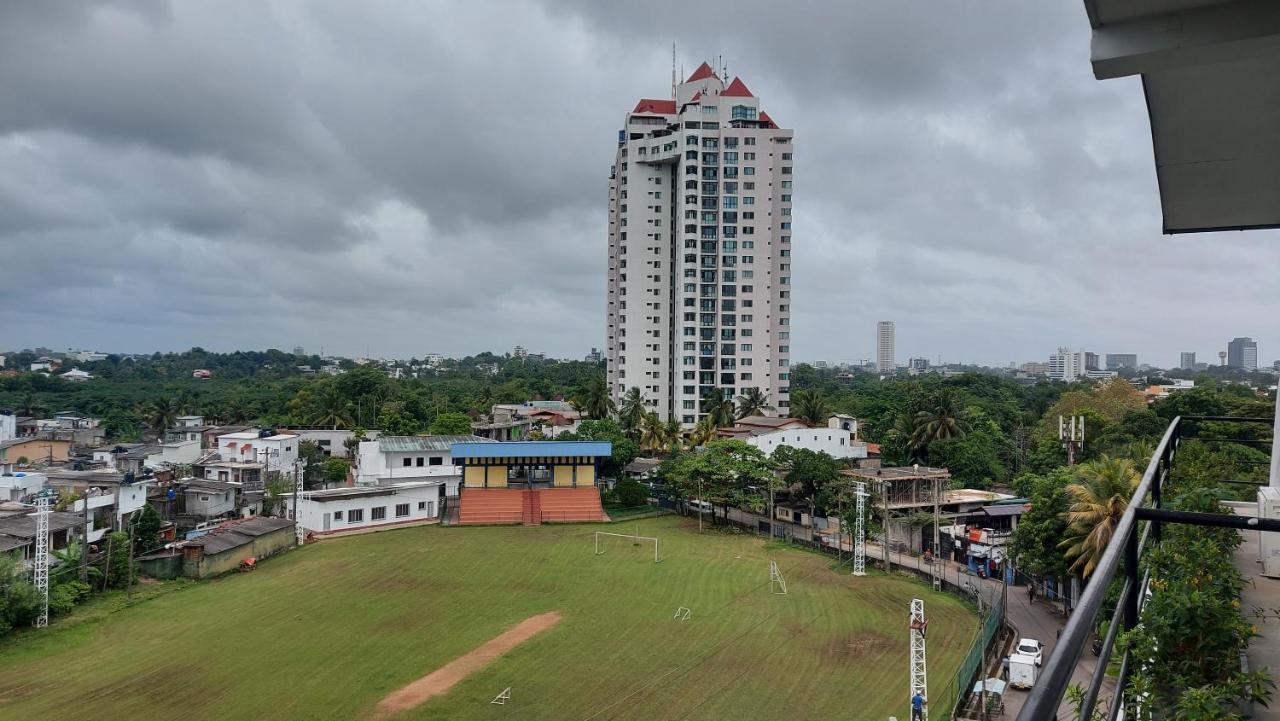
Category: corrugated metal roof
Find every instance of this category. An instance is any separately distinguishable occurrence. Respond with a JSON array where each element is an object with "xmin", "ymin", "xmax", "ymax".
[
  {"xmin": 377, "ymin": 435, "xmax": 495, "ymax": 453},
  {"xmin": 450, "ymin": 441, "xmax": 612, "ymax": 459}
]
